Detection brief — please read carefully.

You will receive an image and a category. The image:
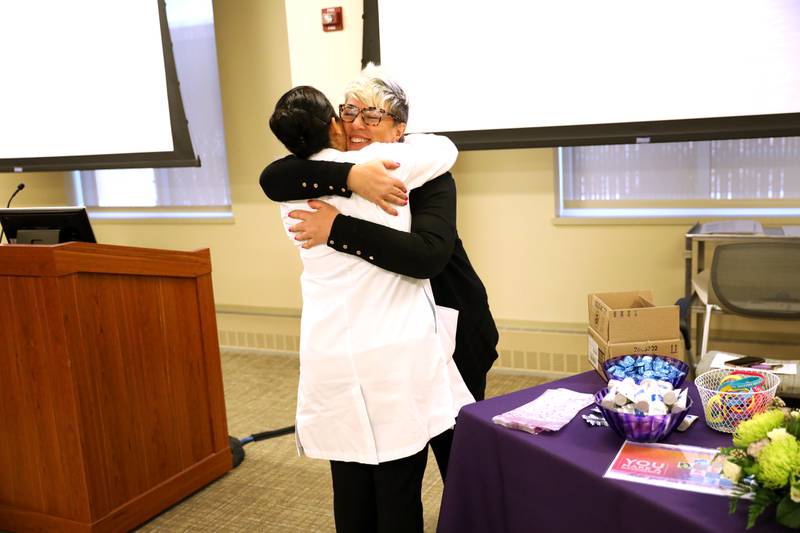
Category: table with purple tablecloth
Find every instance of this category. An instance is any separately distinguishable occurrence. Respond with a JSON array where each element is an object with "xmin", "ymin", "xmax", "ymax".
[{"xmin": 437, "ymin": 370, "xmax": 783, "ymax": 533}]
